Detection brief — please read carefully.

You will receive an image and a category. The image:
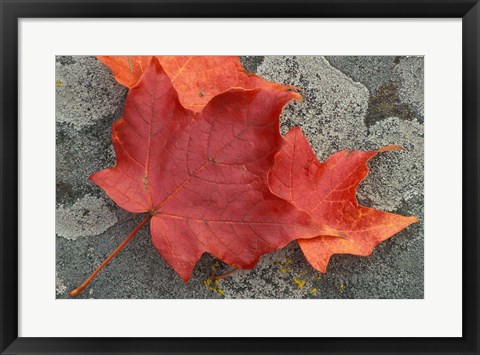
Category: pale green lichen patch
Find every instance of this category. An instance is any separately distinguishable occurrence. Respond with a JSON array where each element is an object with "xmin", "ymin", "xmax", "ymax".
[
  {"xmin": 56, "ymin": 194, "xmax": 118, "ymax": 240},
  {"xmin": 56, "ymin": 56, "xmax": 126, "ymax": 129},
  {"xmin": 56, "ymin": 276, "xmax": 67, "ymax": 296}
]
